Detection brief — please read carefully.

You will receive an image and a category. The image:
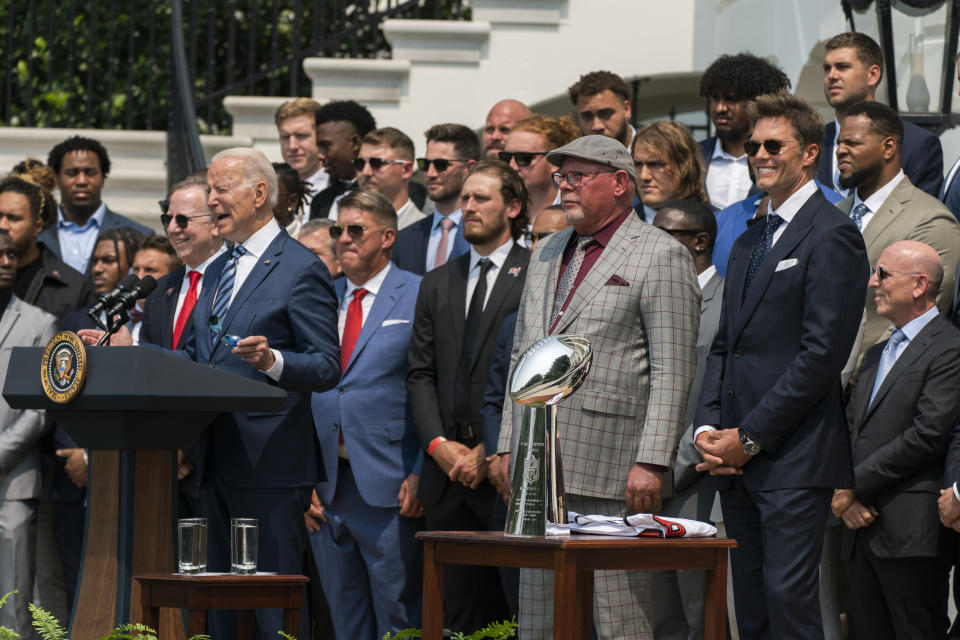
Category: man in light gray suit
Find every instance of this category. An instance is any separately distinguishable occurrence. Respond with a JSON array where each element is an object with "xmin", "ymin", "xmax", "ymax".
[
  {"xmin": 650, "ymin": 200, "xmax": 724, "ymax": 640},
  {"xmin": 0, "ymin": 230, "xmax": 58, "ymax": 638},
  {"xmin": 492, "ymin": 136, "xmax": 700, "ymax": 638},
  {"xmin": 834, "ymin": 101, "xmax": 960, "ymax": 369}
]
